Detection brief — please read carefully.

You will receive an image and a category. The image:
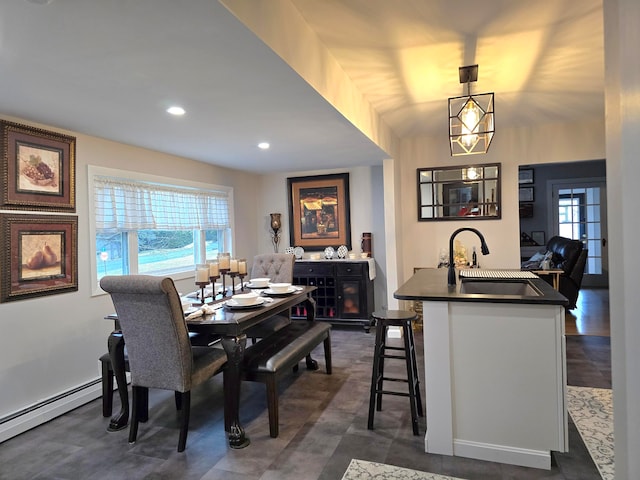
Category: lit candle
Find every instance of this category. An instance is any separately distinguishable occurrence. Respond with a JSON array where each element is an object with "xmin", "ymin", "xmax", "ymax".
[
  {"xmin": 230, "ymin": 258, "xmax": 238, "ymax": 273},
  {"xmin": 238, "ymin": 259, "xmax": 247, "ymax": 274},
  {"xmin": 195, "ymin": 265, "xmax": 209, "ymax": 283},
  {"xmin": 208, "ymin": 261, "xmax": 219, "ymax": 277},
  {"xmin": 218, "ymin": 253, "xmax": 230, "ymax": 270}
]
